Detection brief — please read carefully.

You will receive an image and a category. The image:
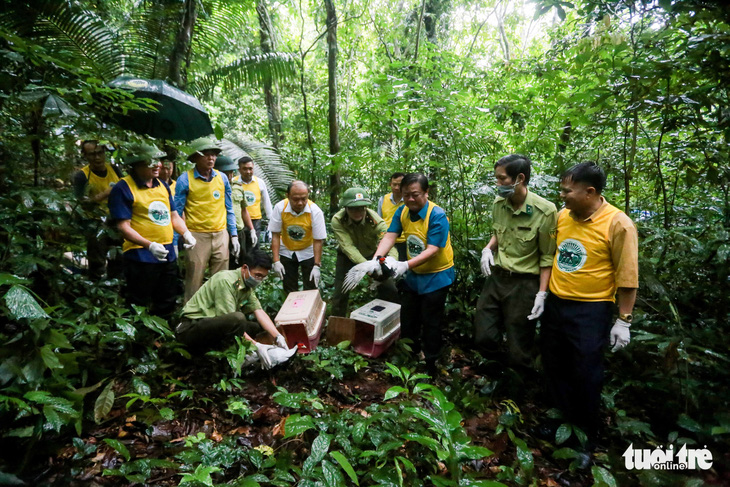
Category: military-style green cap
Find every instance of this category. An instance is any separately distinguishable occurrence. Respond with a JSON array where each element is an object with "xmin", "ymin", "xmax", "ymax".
[
  {"xmin": 123, "ymin": 143, "xmax": 166, "ymax": 167},
  {"xmin": 342, "ymin": 187, "xmax": 371, "ymax": 207},
  {"xmin": 186, "ymin": 137, "xmax": 221, "ymax": 160},
  {"xmin": 214, "ymin": 155, "xmax": 237, "ymax": 172}
]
